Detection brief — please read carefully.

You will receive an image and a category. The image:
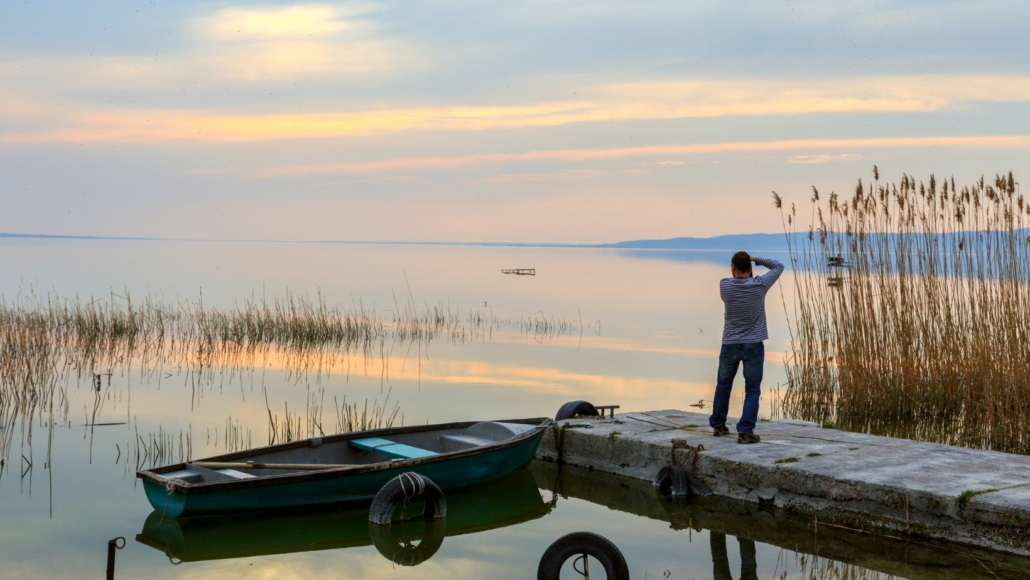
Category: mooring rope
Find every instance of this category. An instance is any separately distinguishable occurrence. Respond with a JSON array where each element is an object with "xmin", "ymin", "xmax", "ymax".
[
  {"xmin": 399, "ymin": 472, "xmax": 426, "ymax": 500},
  {"xmin": 554, "ymin": 423, "xmax": 569, "ymax": 465},
  {"xmin": 396, "ymin": 471, "xmax": 428, "ymax": 521},
  {"xmin": 552, "ymin": 422, "xmax": 593, "ymax": 465},
  {"xmin": 164, "ymin": 477, "xmax": 185, "ymax": 495}
]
